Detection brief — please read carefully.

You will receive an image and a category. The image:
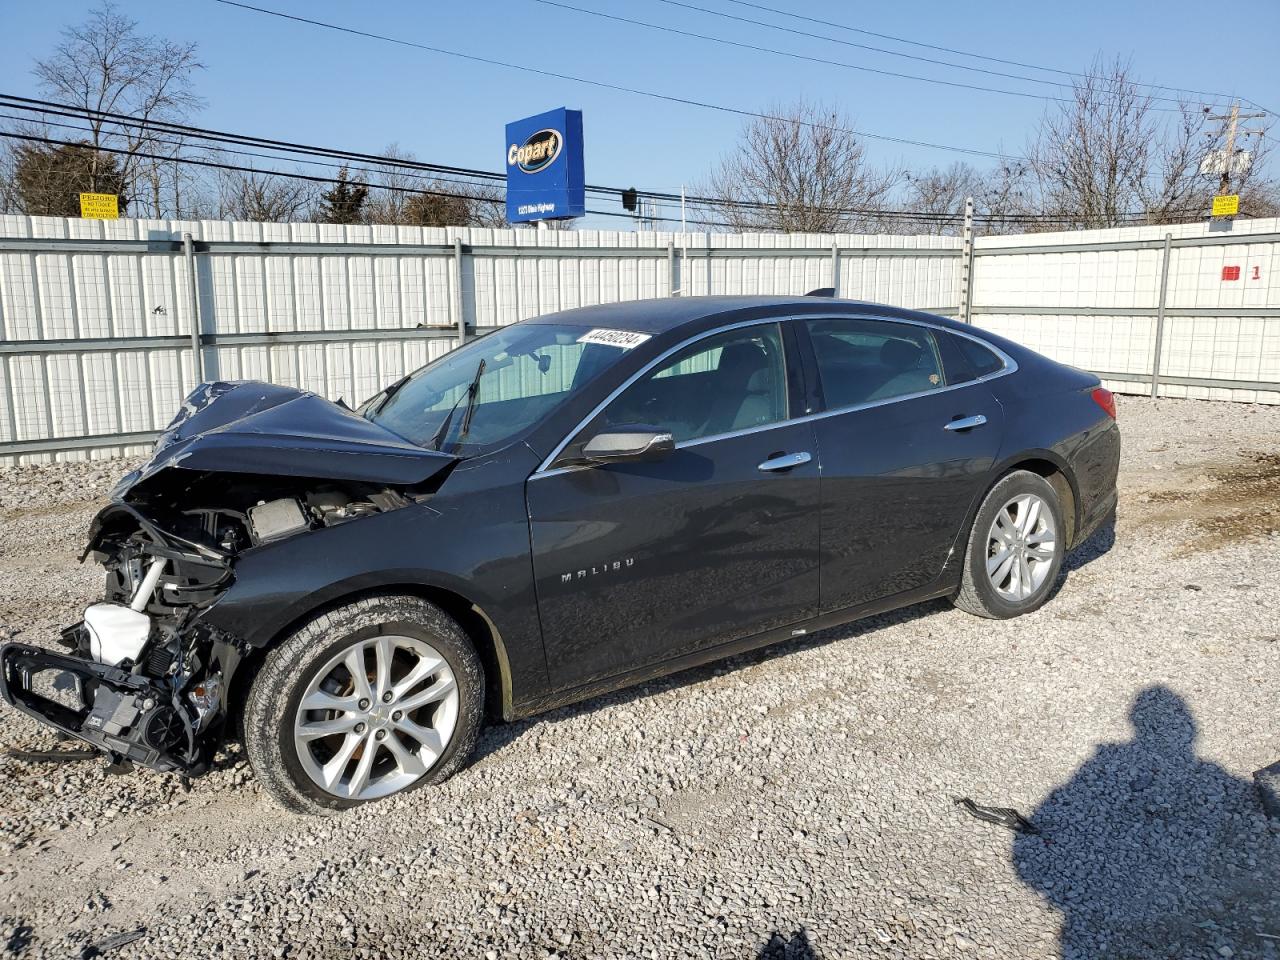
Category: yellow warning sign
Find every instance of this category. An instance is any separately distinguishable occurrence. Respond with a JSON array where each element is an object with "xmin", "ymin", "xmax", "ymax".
[
  {"xmin": 79, "ymin": 193, "xmax": 119, "ymax": 220},
  {"xmin": 1211, "ymin": 194, "xmax": 1240, "ymax": 217}
]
